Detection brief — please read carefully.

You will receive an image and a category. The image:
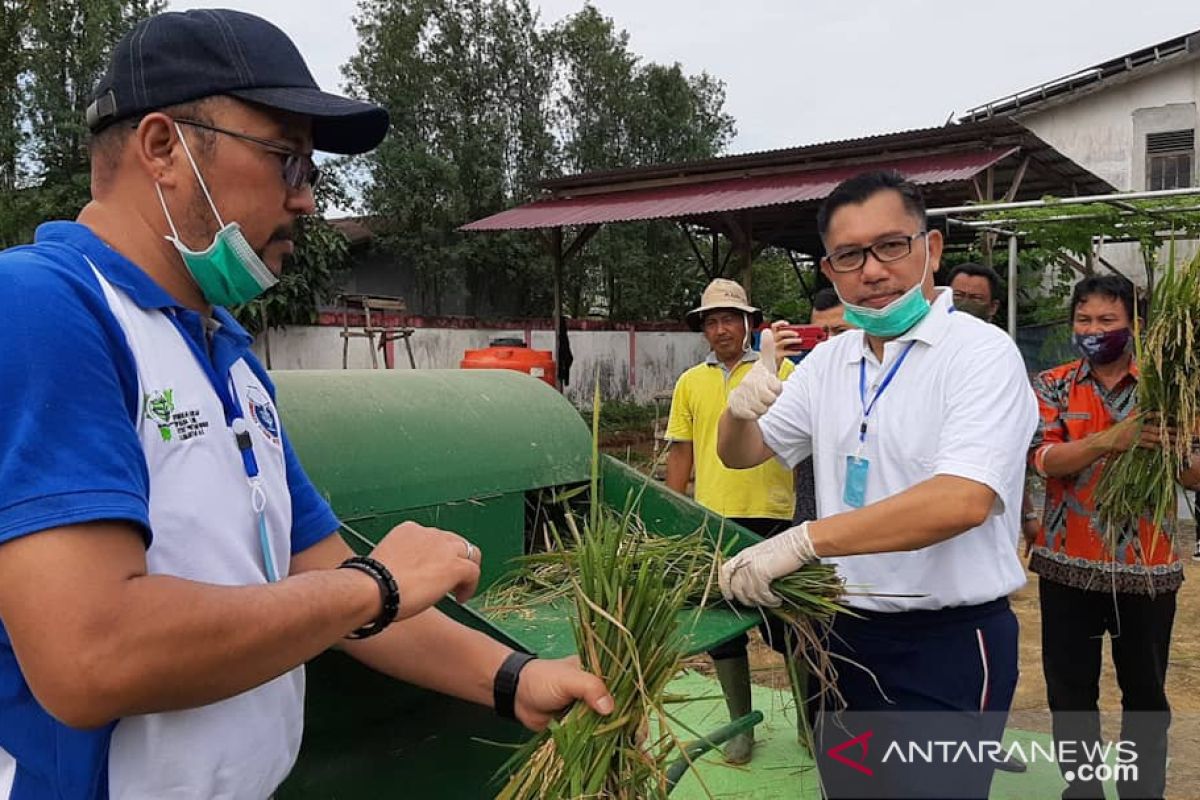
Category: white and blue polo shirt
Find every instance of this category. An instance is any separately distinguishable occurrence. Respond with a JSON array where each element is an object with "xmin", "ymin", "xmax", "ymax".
[{"xmin": 0, "ymin": 222, "xmax": 340, "ymax": 799}]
